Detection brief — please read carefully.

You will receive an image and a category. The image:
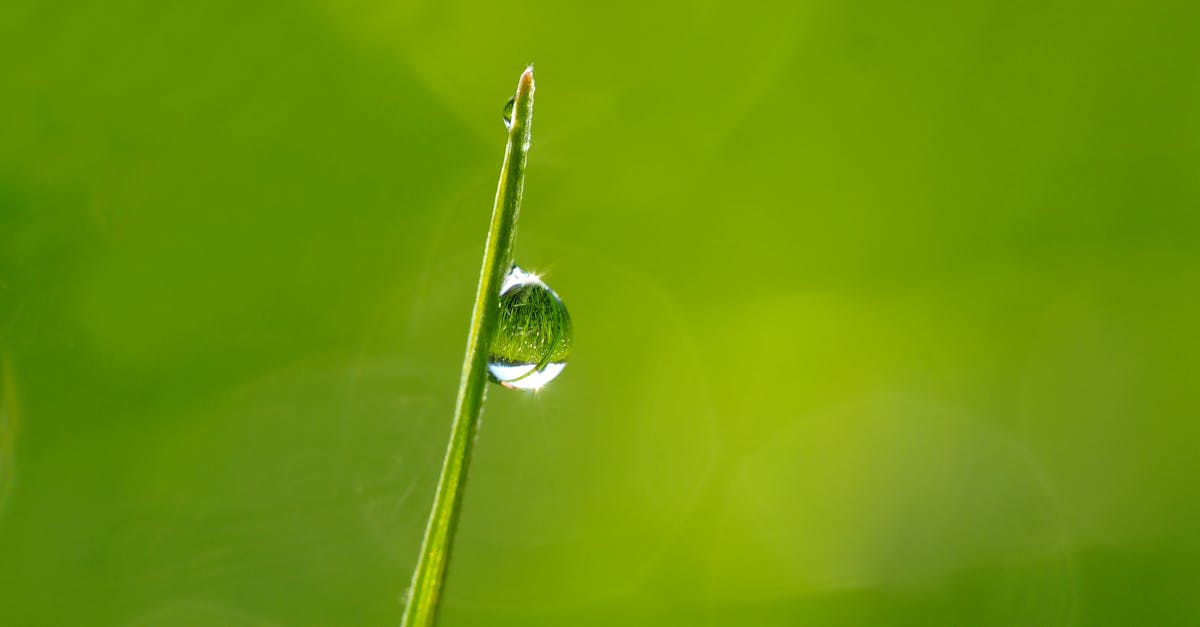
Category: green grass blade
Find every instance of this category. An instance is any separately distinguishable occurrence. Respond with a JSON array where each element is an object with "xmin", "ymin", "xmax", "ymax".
[{"xmin": 399, "ymin": 65, "xmax": 536, "ymax": 627}]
